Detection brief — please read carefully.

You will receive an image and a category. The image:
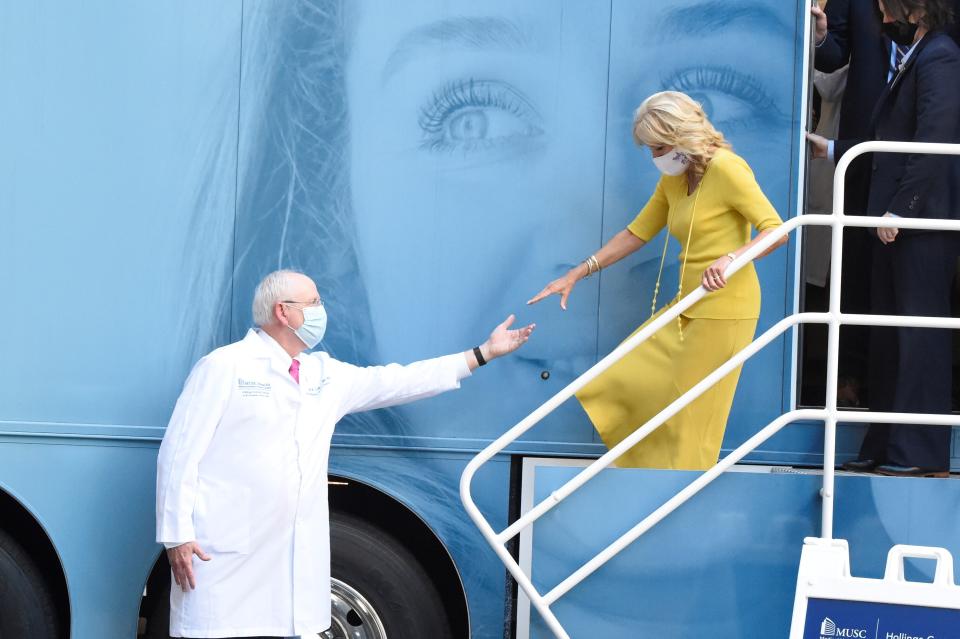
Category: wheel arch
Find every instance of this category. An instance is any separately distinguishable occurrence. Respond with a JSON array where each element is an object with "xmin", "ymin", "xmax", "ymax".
[
  {"xmin": 329, "ymin": 473, "xmax": 470, "ymax": 639},
  {"xmin": 0, "ymin": 484, "xmax": 71, "ymax": 638},
  {"xmin": 136, "ymin": 473, "xmax": 472, "ymax": 638}
]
